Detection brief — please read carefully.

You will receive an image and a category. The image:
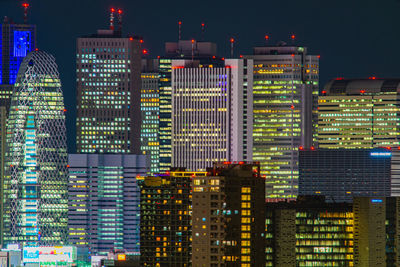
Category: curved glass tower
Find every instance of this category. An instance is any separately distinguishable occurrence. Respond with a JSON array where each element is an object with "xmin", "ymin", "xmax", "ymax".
[{"xmin": 3, "ymin": 50, "xmax": 68, "ymax": 246}]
